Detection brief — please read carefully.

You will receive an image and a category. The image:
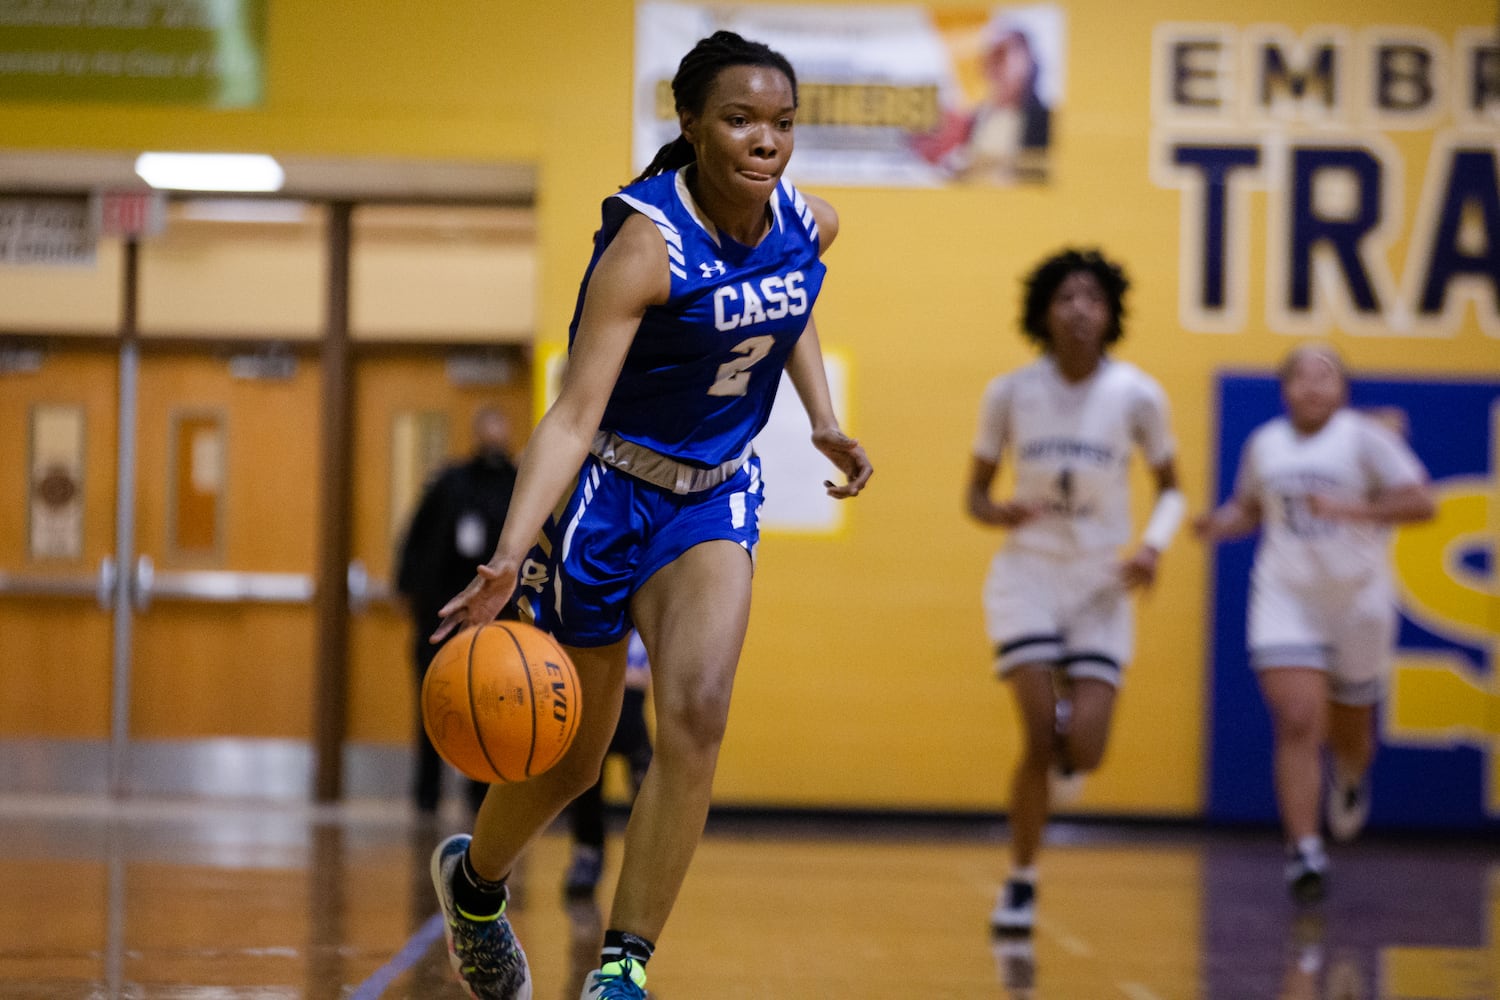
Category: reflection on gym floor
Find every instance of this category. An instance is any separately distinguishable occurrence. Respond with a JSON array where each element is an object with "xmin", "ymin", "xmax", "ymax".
[{"xmin": 0, "ymin": 795, "xmax": 1494, "ymax": 999}]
